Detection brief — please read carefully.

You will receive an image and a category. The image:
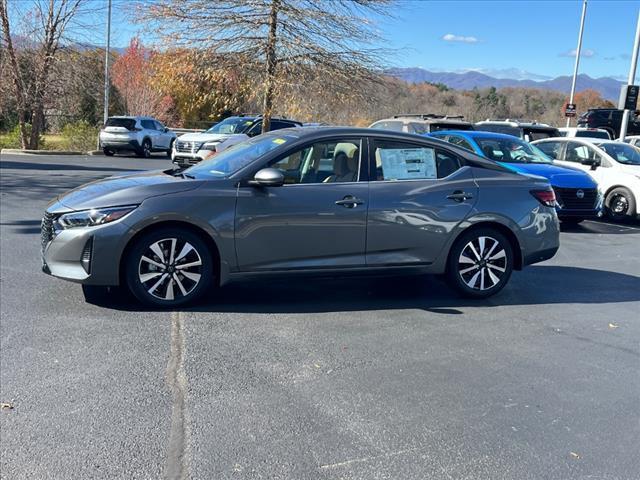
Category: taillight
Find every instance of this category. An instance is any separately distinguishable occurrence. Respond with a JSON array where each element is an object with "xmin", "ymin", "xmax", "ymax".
[{"xmin": 530, "ymin": 189, "xmax": 556, "ymax": 207}]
